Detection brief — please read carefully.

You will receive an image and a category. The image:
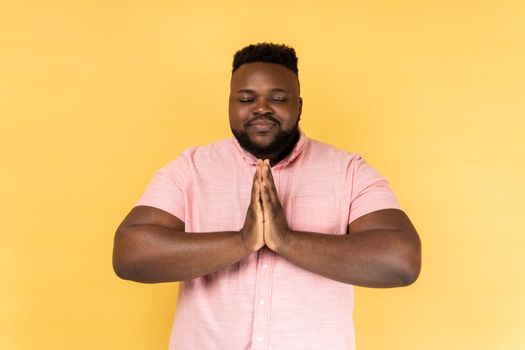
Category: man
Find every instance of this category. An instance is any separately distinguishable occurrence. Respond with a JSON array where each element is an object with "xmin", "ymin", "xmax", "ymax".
[{"xmin": 113, "ymin": 43, "xmax": 421, "ymax": 349}]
